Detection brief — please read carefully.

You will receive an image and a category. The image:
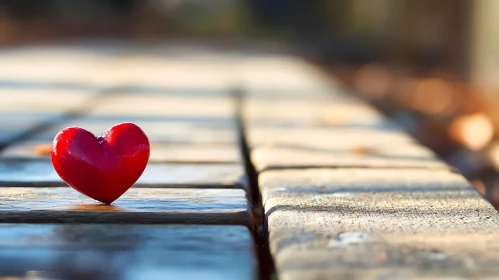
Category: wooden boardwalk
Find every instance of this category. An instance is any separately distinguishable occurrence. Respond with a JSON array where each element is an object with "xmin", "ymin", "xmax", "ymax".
[
  {"xmin": 0, "ymin": 41, "xmax": 497, "ymax": 279},
  {"xmin": 0, "ymin": 42, "xmax": 256, "ymax": 280}
]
